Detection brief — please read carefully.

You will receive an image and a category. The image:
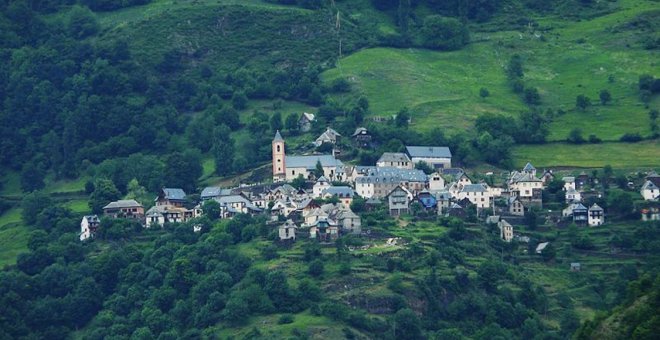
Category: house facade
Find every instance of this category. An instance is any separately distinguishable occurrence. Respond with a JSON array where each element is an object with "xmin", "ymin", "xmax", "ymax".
[
  {"xmin": 405, "ymin": 146, "xmax": 452, "ymax": 169},
  {"xmin": 641, "ymin": 180, "xmax": 659, "ymax": 201},
  {"xmin": 102, "ymin": 200, "xmax": 144, "ymax": 219},
  {"xmin": 298, "ymin": 112, "xmax": 315, "ymax": 132},
  {"xmin": 457, "ymin": 184, "xmax": 492, "ymax": 209},
  {"xmin": 376, "ymin": 153, "xmax": 413, "ymax": 169},
  {"xmin": 80, "ymin": 215, "xmax": 100, "ymax": 241},
  {"xmin": 386, "ymin": 185, "xmax": 411, "ymax": 216},
  {"xmin": 499, "ymin": 219, "xmax": 514, "ymax": 242},
  {"xmin": 588, "ymin": 203, "xmax": 604, "ymax": 226}
]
